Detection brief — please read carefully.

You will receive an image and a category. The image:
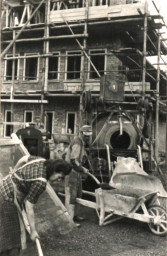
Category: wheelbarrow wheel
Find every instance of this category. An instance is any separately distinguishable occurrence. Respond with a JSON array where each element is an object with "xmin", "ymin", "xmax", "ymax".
[{"xmin": 148, "ymin": 205, "xmax": 167, "ymax": 236}]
